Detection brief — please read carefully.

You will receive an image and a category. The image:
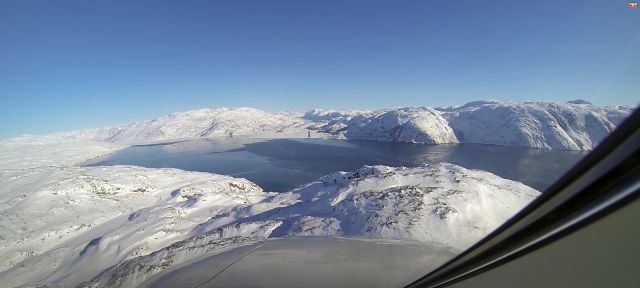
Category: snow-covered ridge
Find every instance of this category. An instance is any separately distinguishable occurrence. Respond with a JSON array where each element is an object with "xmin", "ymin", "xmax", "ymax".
[
  {"xmin": 3, "ymin": 100, "xmax": 632, "ymax": 150},
  {"xmin": 310, "ymin": 101, "xmax": 633, "ymax": 150},
  {"xmin": 101, "ymin": 107, "xmax": 308, "ymax": 143},
  {"xmin": 303, "ymin": 108, "xmax": 374, "ymax": 122},
  {"xmin": 0, "ymin": 166, "xmax": 271, "ymax": 287},
  {"xmin": 0, "ymin": 163, "xmax": 539, "ymax": 287},
  {"xmin": 1, "ymin": 107, "xmax": 309, "ymax": 145},
  {"xmin": 85, "ymin": 163, "xmax": 538, "ymax": 287},
  {"xmin": 437, "ymin": 100, "xmax": 632, "ymax": 150},
  {"xmin": 203, "ymin": 163, "xmax": 539, "ymax": 250},
  {"xmin": 0, "ymin": 100, "xmax": 633, "ymax": 150},
  {"xmin": 337, "ymin": 107, "xmax": 459, "ymax": 144}
]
